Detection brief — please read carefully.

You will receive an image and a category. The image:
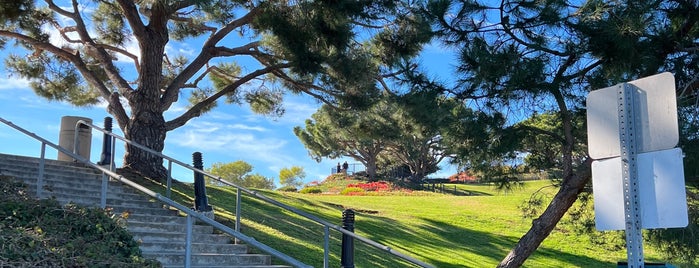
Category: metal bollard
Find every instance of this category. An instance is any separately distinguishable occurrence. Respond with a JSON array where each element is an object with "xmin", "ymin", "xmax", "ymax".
[
  {"xmin": 97, "ymin": 117, "xmax": 112, "ymax": 166},
  {"xmin": 341, "ymin": 209, "xmax": 355, "ymax": 268},
  {"xmin": 193, "ymin": 152, "xmax": 212, "ymax": 212}
]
